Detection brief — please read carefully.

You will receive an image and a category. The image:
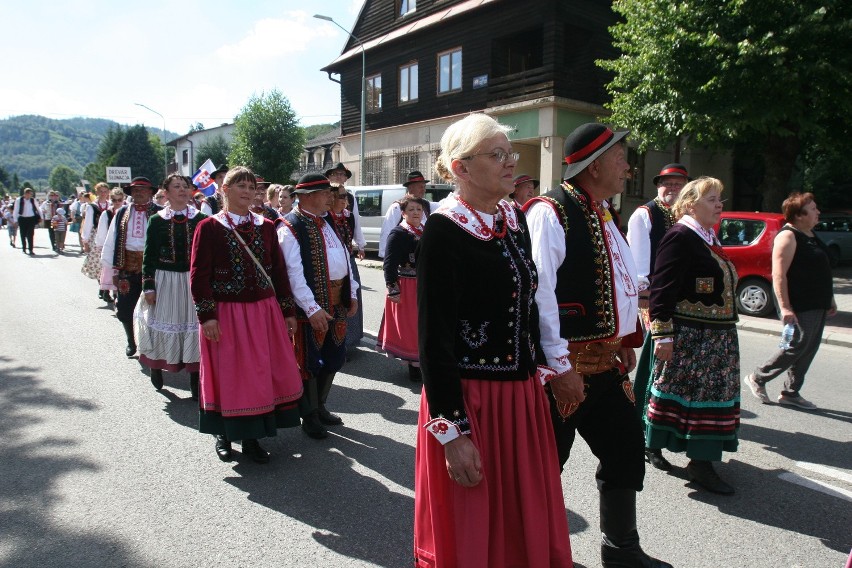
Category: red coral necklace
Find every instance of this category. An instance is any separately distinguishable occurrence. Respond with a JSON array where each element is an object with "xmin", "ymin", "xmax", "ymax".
[{"xmin": 456, "ymin": 196, "xmax": 508, "ymax": 239}]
